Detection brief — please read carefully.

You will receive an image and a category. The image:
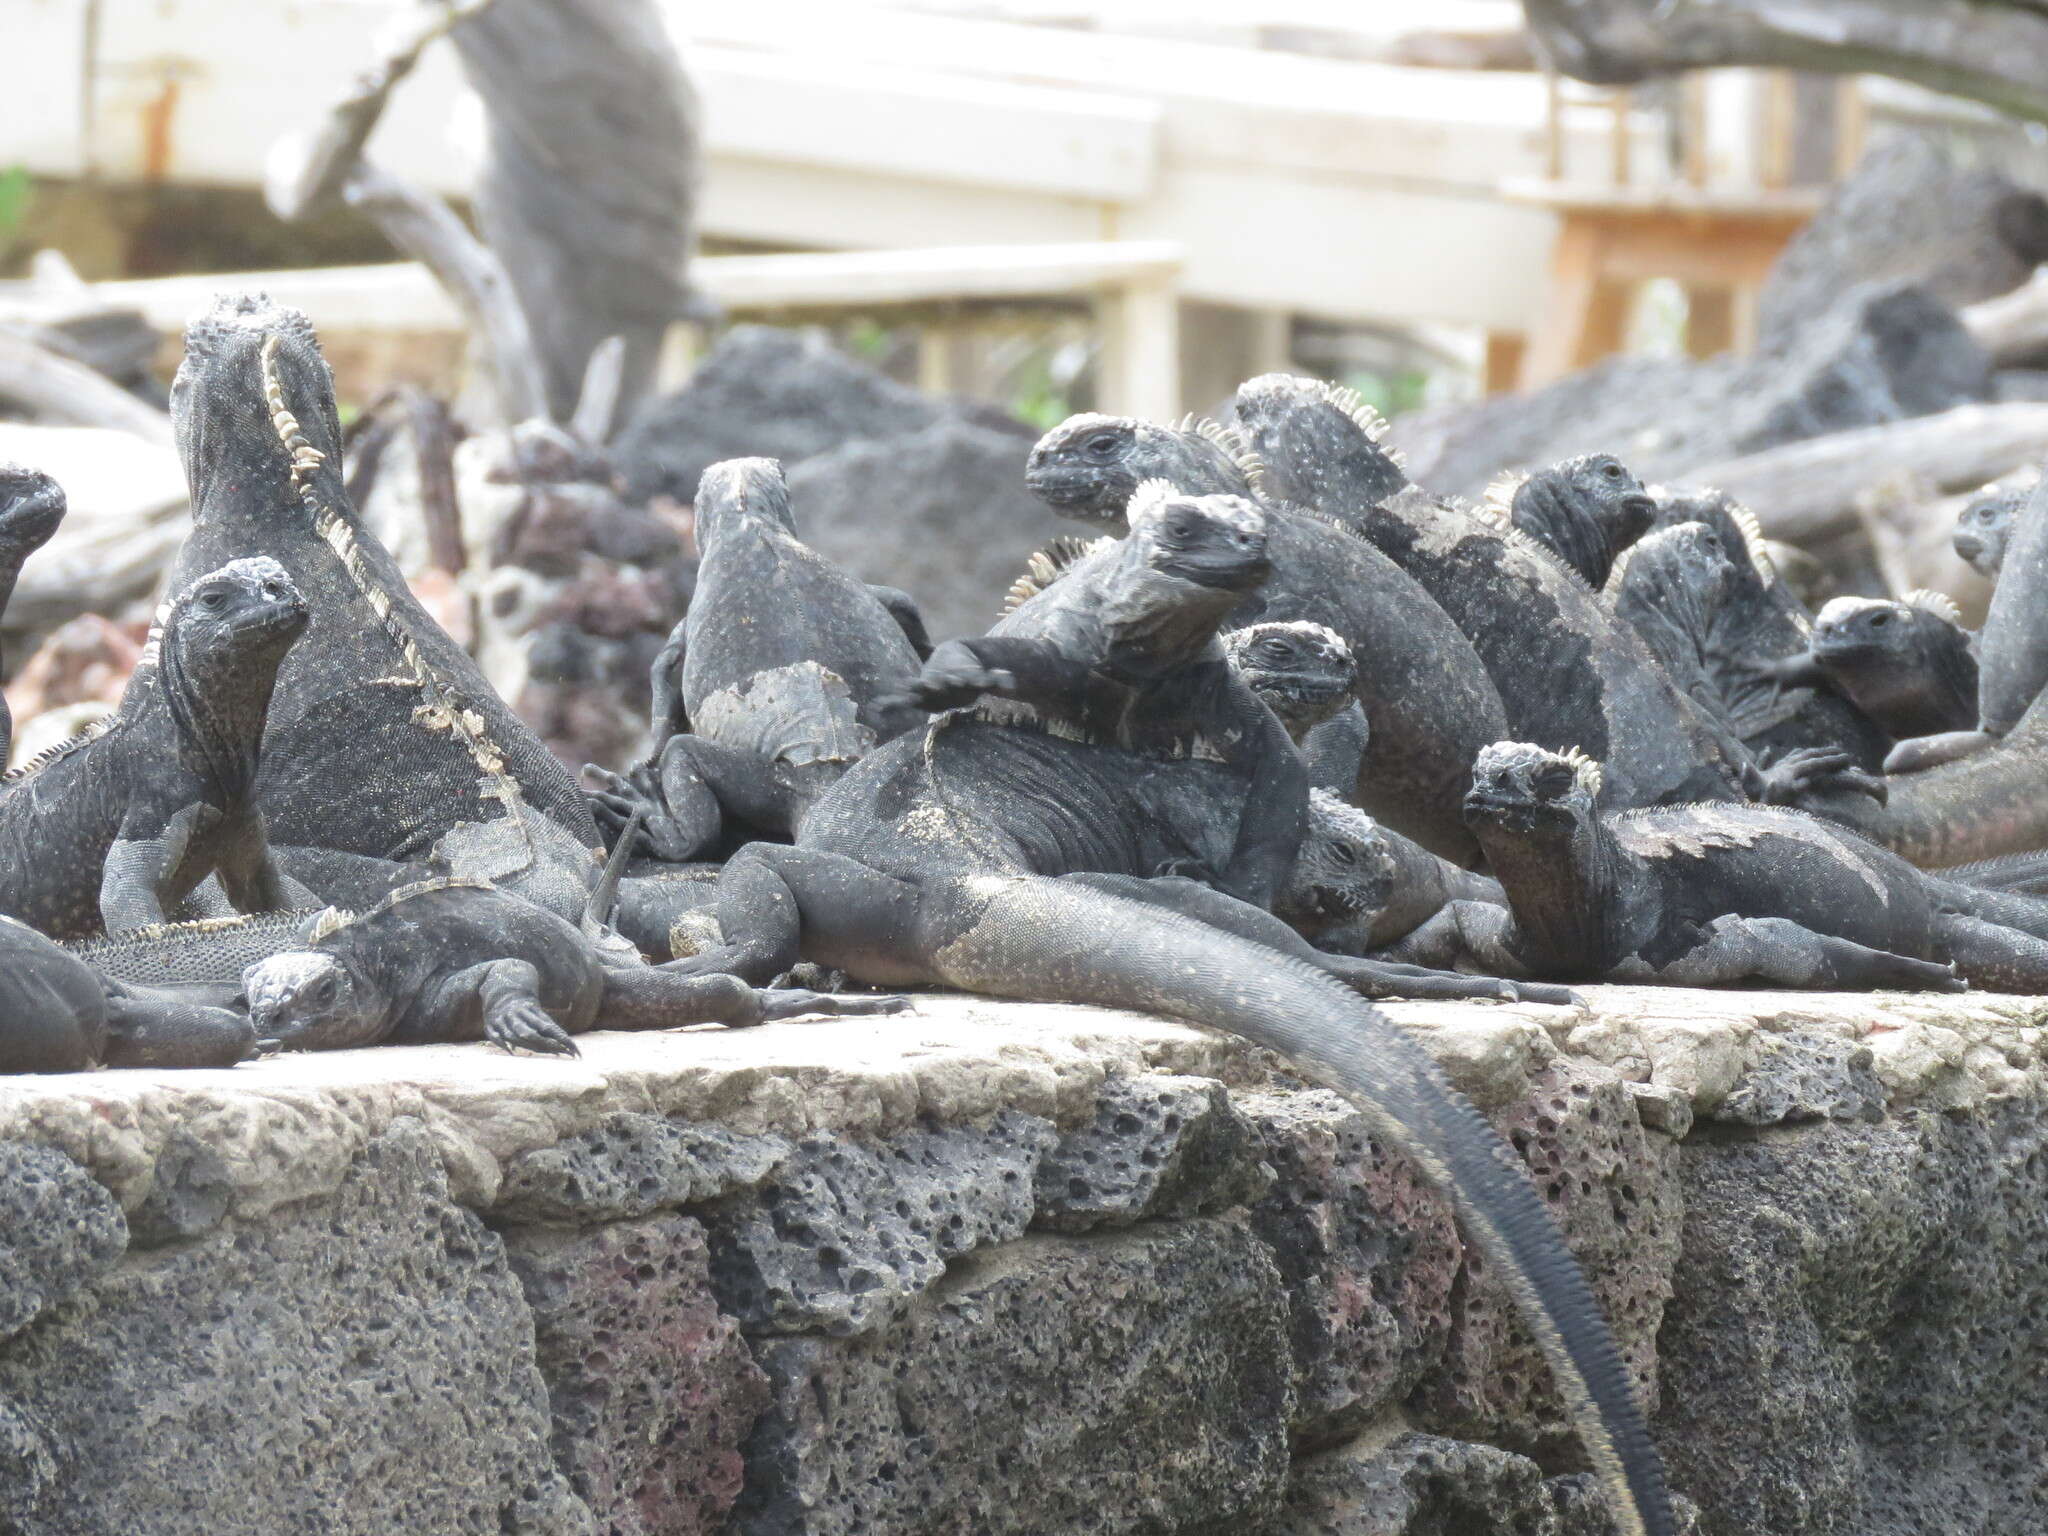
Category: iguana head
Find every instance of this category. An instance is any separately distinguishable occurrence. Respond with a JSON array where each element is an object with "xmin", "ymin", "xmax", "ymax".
[
  {"xmin": 1222, "ymin": 621, "xmax": 1357, "ymax": 738},
  {"xmin": 1125, "ymin": 482, "xmax": 1269, "ymax": 594},
  {"xmin": 242, "ymin": 949, "xmax": 382, "ymax": 1052},
  {"xmin": 1277, "ymin": 790, "xmax": 1397, "ymax": 937},
  {"xmin": 159, "ymin": 557, "xmax": 310, "ymax": 792},
  {"xmin": 0, "ymin": 465, "xmax": 67, "ymax": 563},
  {"xmin": 1507, "ymin": 454, "xmax": 1654, "ymax": 588},
  {"xmin": 1025, "ymin": 413, "xmax": 1250, "ymax": 526},
  {"xmin": 1227, "ymin": 374, "xmax": 1407, "ymax": 511},
  {"xmin": 1464, "ymin": 741, "xmax": 1602, "ymax": 842},
  {"xmin": 172, "ymin": 557, "xmax": 310, "ymax": 670},
  {"xmin": 694, "ymin": 457, "xmax": 797, "ymax": 545},
  {"xmin": 1812, "ymin": 594, "xmax": 1962, "ymax": 678},
  {"xmin": 1954, "ymin": 484, "xmax": 2023, "ymax": 581},
  {"xmin": 172, "ymin": 295, "xmax": 345, "ymax": 516},
  {"xmin": 1618, "ymin": 520, "xmax": 1734, "ymax": 612}
]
